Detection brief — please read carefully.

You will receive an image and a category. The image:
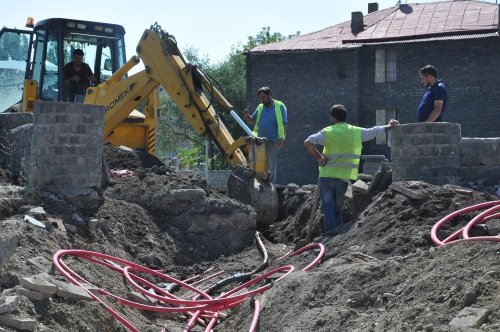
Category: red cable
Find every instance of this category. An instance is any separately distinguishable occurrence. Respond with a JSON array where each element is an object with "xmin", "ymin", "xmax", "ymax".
[
  {"xmin": 53, "ymin": 240, "xmax": 324, "ymax": 331},
  {"xmin": 431, "ymin": 200, "xmax": 500, "ymax": 246}
]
